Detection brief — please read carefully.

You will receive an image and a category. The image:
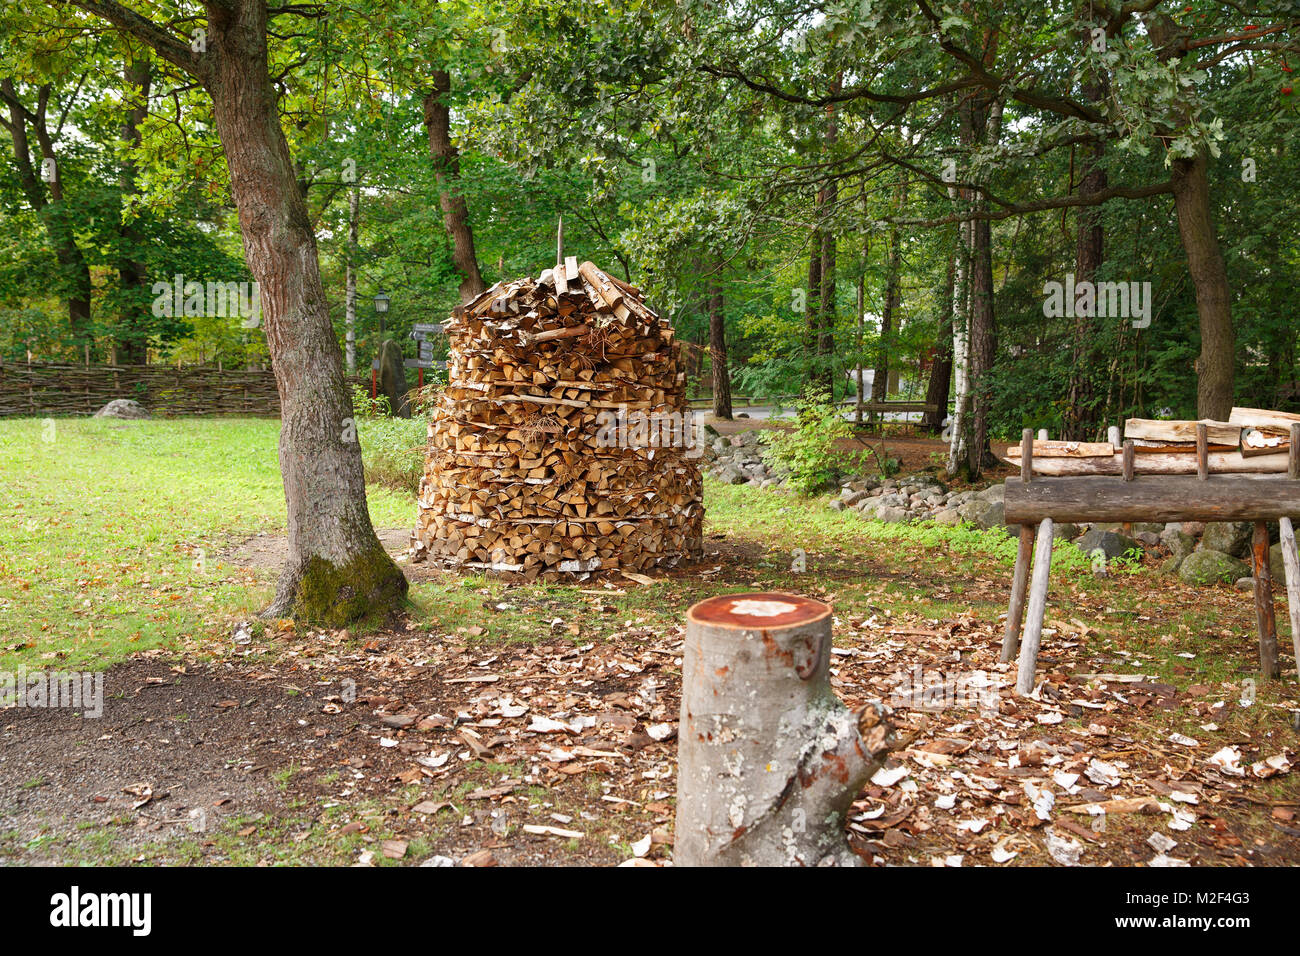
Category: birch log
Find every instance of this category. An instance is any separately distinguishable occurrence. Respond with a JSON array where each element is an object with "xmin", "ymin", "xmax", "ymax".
[
  {"xmin": 675, "ymin": 592, "xmax": 891, "ymax": 867},
  {"xmin": 1015, "ymin": 518, "xmax": 1055, "ymax": 695},
  {"xmin": 1278, "ymin": 517, "xmax": 1300, "ymax": 679}
]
